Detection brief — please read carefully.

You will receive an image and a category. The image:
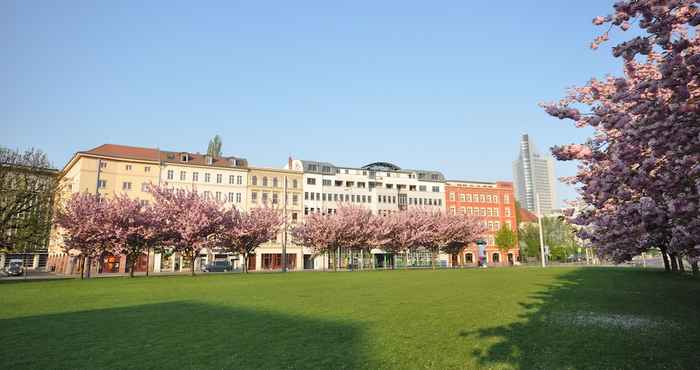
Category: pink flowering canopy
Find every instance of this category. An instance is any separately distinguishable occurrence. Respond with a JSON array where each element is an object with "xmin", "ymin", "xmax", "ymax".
[{"xmin": 541, "ymin": 1, "xmax": 699, "ymax": 263}]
